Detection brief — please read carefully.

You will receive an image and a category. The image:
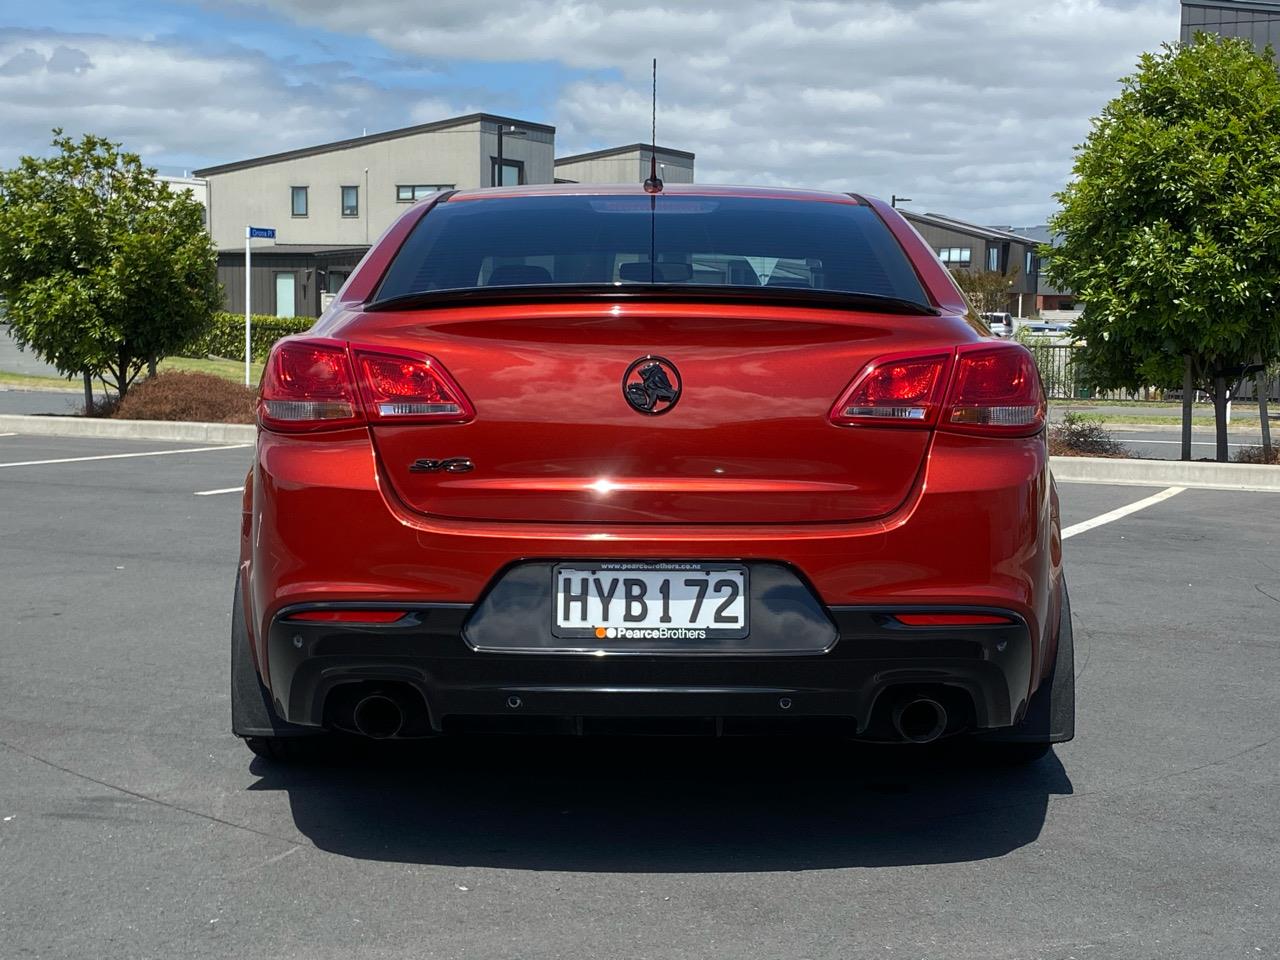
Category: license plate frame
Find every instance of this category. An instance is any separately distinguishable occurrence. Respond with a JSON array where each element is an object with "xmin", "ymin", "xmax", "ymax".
[{"xmin": 551, "ymin": 562, "xmax": 750, "ymax": 643}]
